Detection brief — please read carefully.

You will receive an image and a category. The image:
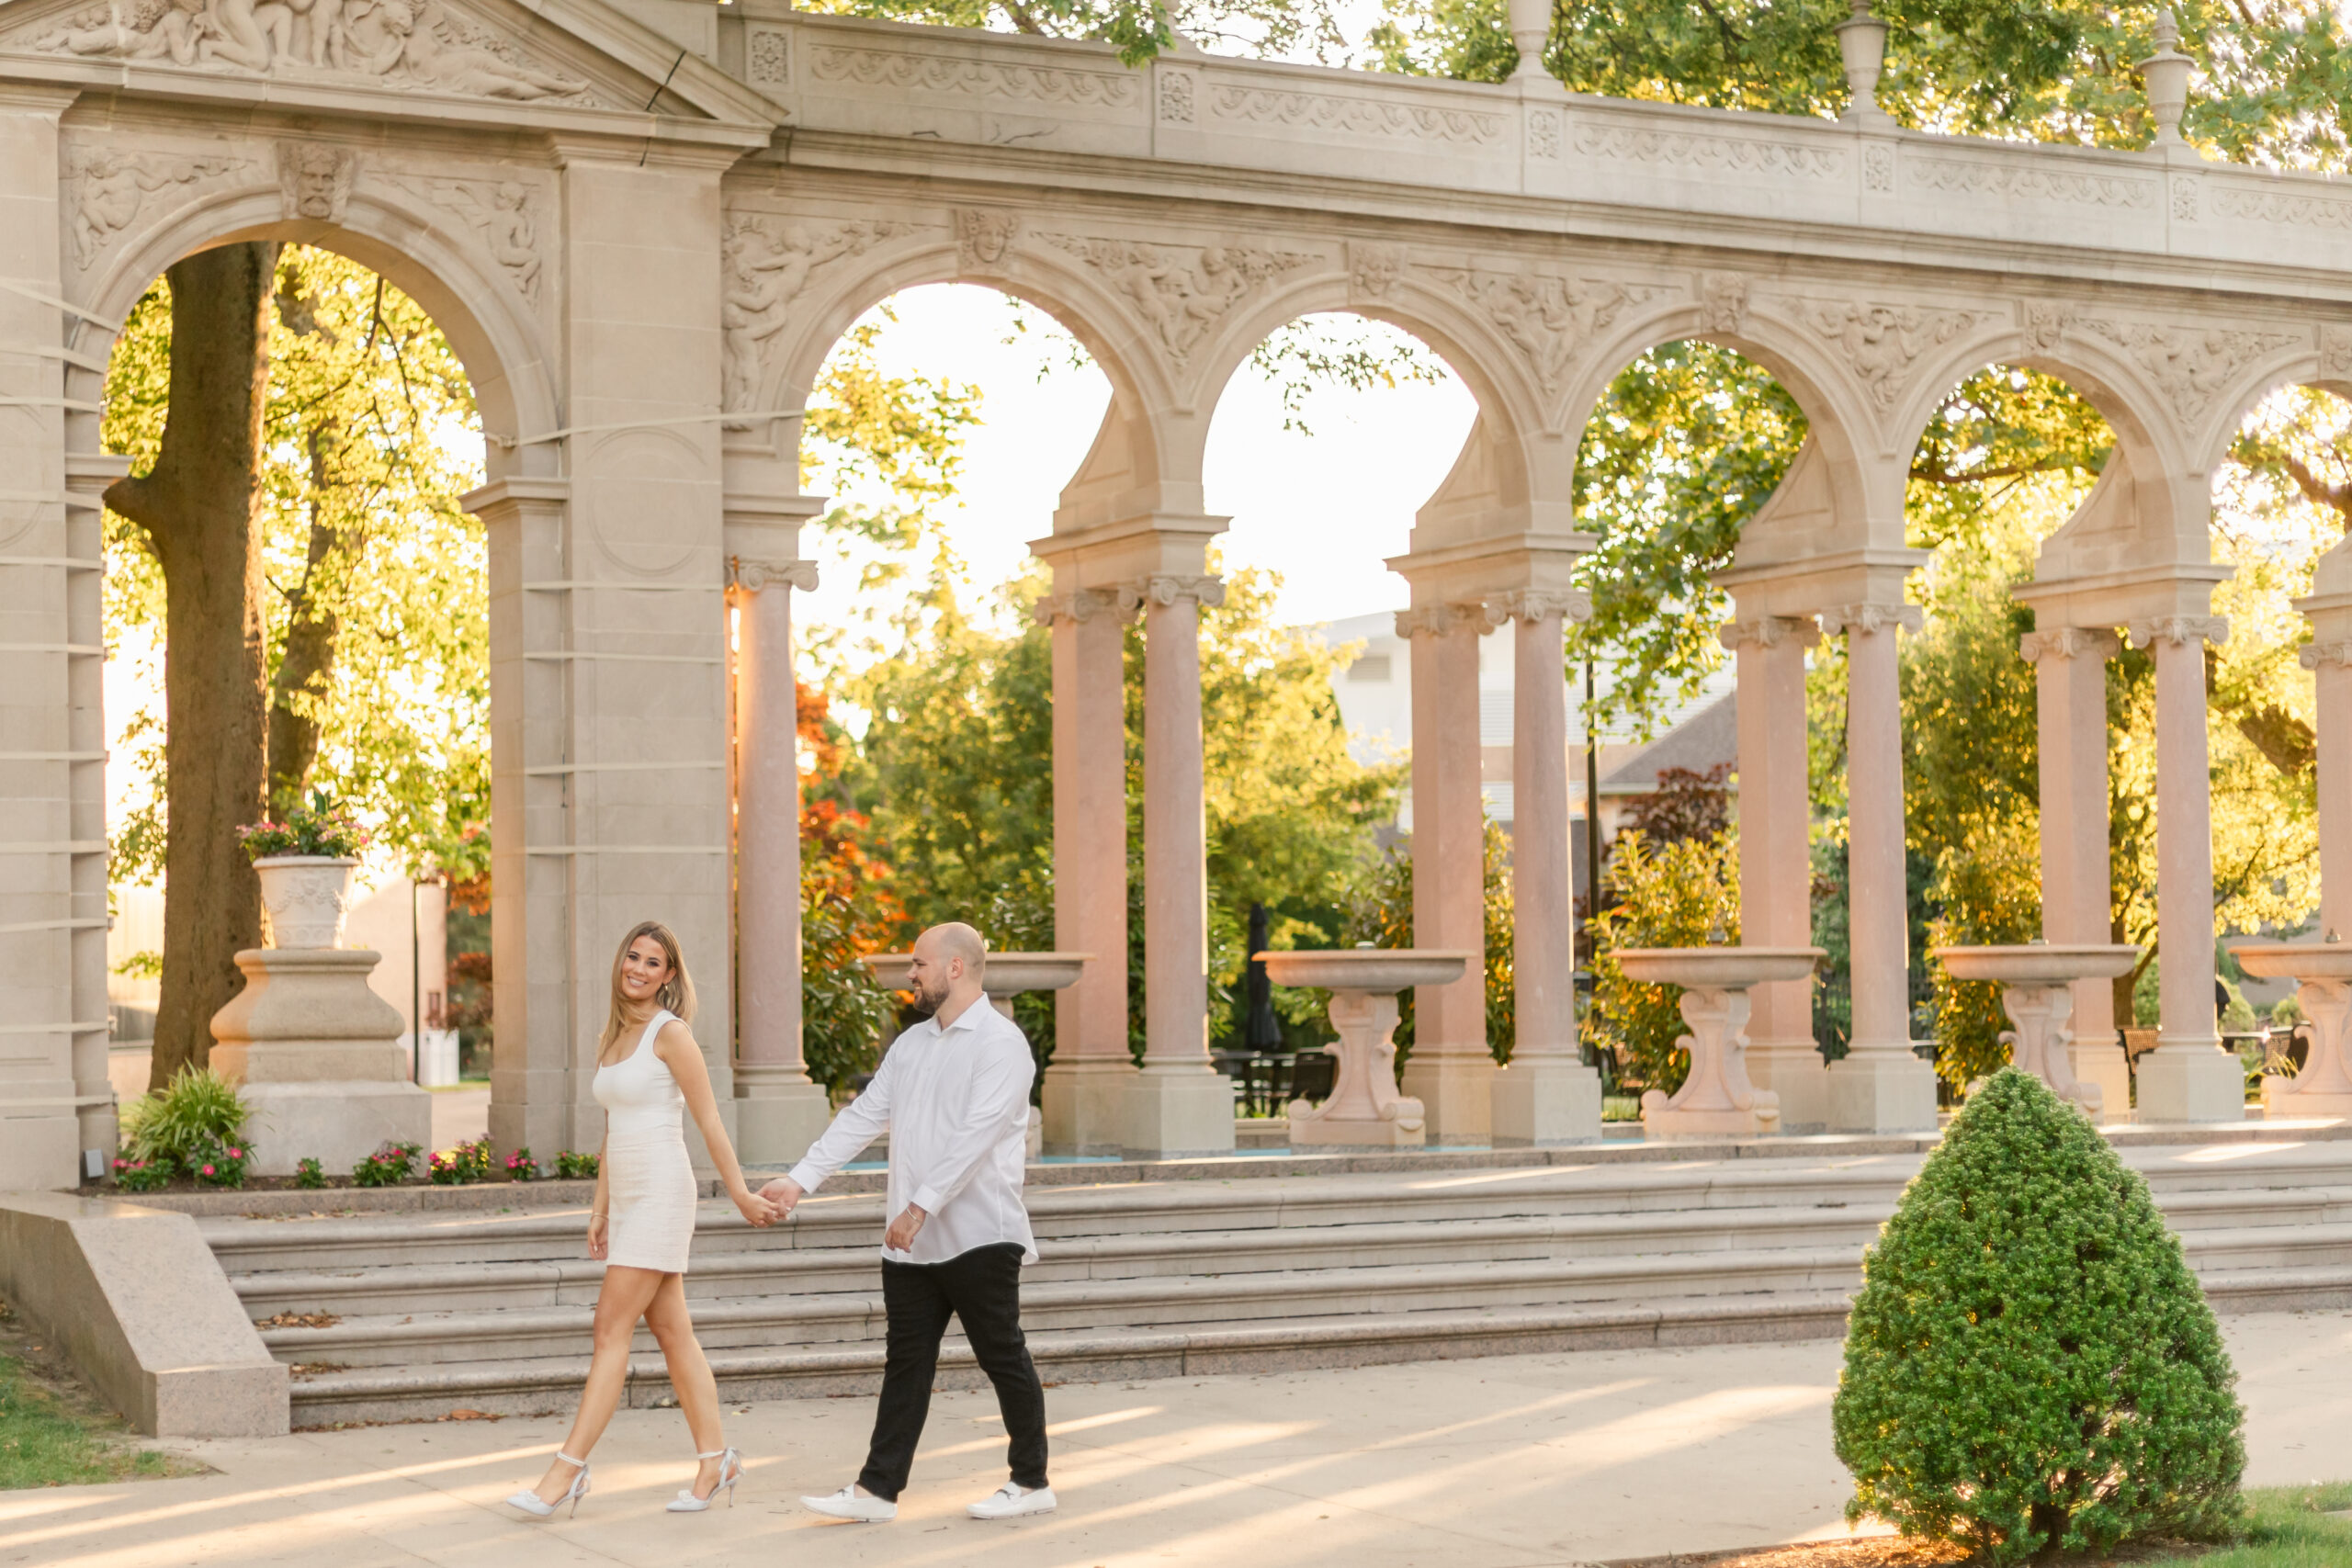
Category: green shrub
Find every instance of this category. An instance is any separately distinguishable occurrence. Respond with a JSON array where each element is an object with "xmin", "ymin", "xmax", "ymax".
[
  {"xmin": 352, "ymin": 1140, "xmax": 421, "ymax": 1187},
  {"xmin": 428, "ymin": 1139, "xmax": 493, "ymax": 1185},
  {"xmin": 119, "ymin": 1068, "xmax": 252, "ymax": 1168},
  {"xmin": 553, "ymin": 1150, "xmax": 598, "ymax": 1180},
  {"xmin": 1588, "ymin": 828, "xmax": 1738, "ymax": 1095},
  {"xmin": 1834, "ymin": 1068, "xmax": 2245, "ymax": 1562},
  {"xmin": 189, "ymin": 1141, "xmax": 249, "ymax": 1189},
  {"xmin": 294, "ymin": 1157, "xmax": 327, "ymax": 1190},
  {"xmin": 110, "ymin": 1155, "xmax": 173, "ymax": 1192},
  {"xmin": 504, "ymin": 1146, "xmax": 540, "ymax": 1181}
]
